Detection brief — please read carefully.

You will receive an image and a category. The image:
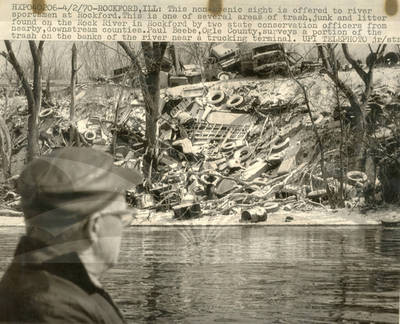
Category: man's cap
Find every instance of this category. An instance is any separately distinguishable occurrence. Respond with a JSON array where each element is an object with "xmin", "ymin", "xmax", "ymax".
[{"xmin": 17, "ymin": 147, "xmax": 143, "ymax": 235}]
